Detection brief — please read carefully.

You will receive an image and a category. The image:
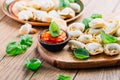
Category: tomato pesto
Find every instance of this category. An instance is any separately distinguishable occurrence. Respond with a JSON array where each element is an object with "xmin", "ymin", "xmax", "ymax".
[{"xmin": 41, "ymin": 30, "xmax": 67, "ymax": 44}]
